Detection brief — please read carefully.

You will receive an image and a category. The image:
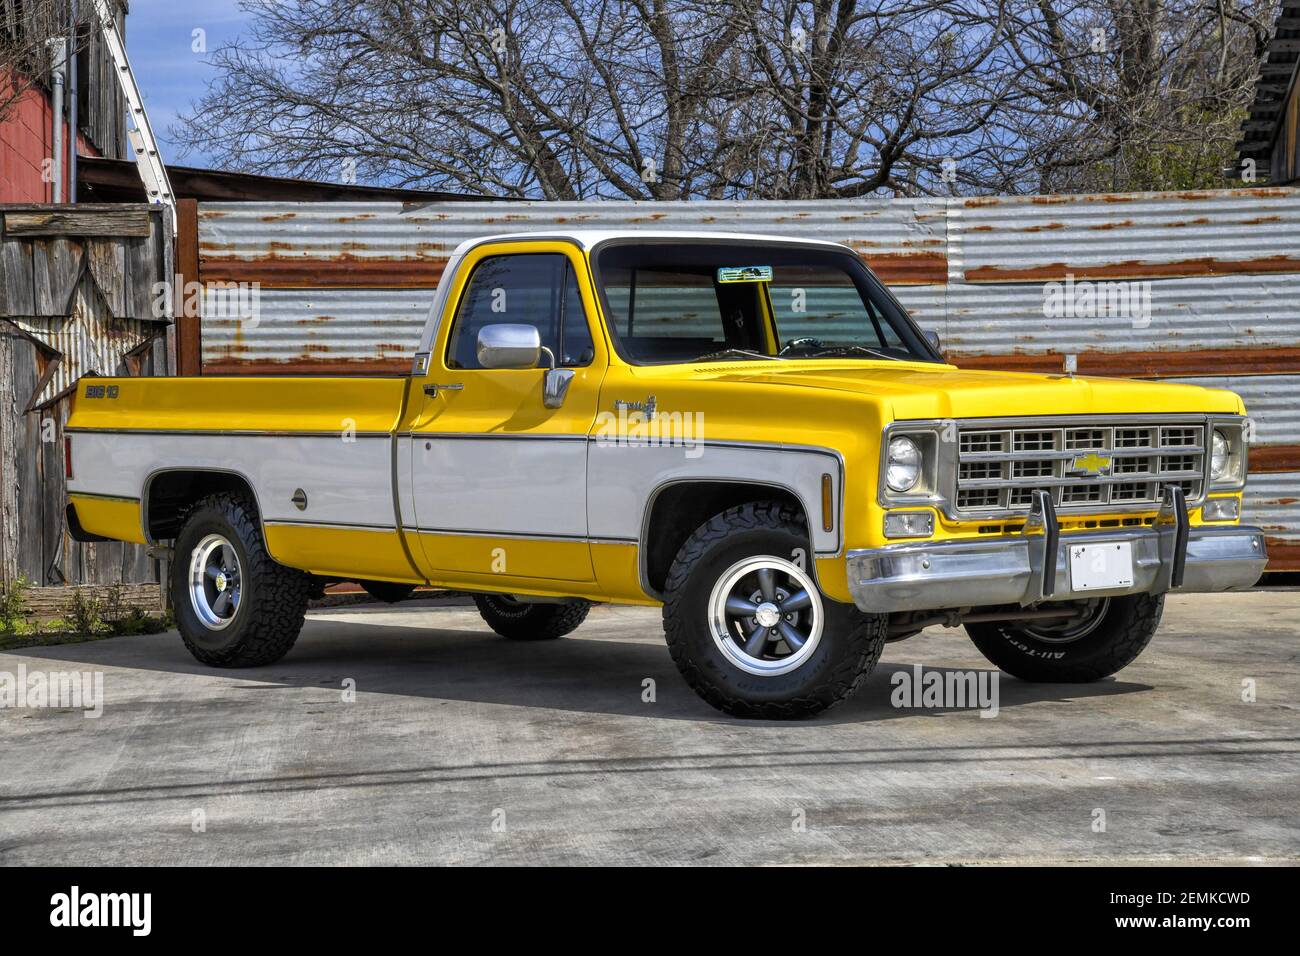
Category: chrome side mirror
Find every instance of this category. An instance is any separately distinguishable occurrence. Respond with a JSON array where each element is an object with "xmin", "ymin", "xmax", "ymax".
[
  {"xmin": 475, "ymin": 323, "xmax": 574, "ymax": 408},
  {"xmin": 923, "ymin": 329, "xmax": 941, "ymax": 353},
  {"xmin": 477, "ymin": 324, "xmax": 541, "ymax": 369}
]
